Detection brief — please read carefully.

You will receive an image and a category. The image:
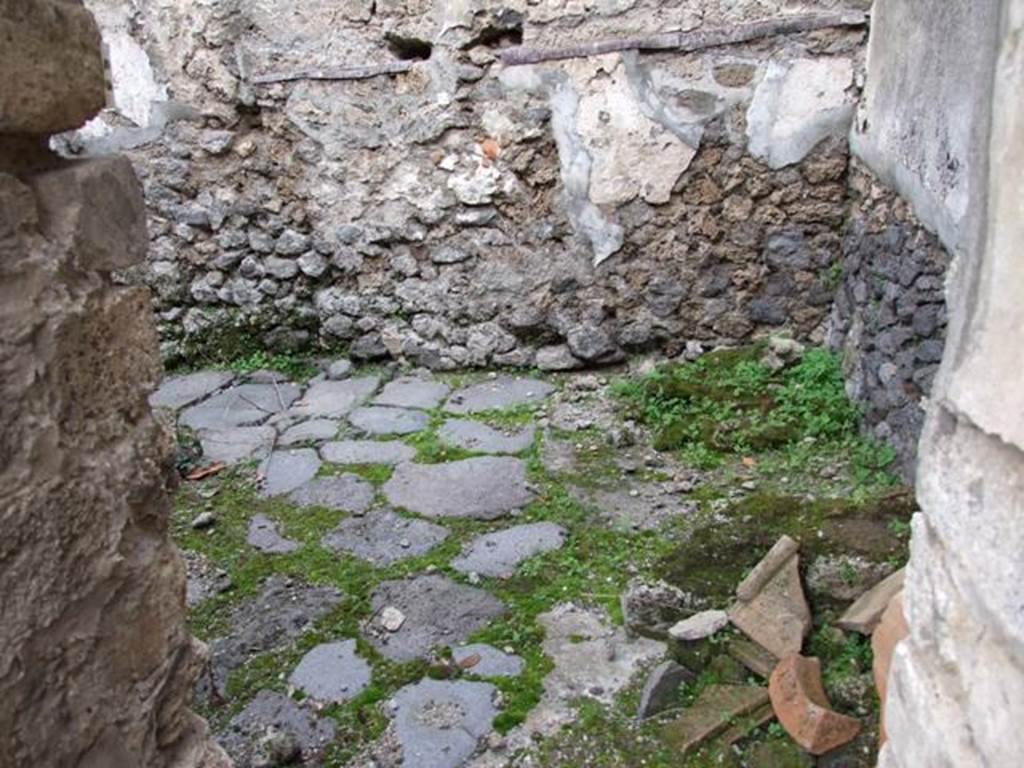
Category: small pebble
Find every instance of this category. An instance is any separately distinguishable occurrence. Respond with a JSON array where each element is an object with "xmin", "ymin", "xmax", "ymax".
[{"xmin": 191, "ymin": 512, "xmax": 216, "ymax": 529}]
